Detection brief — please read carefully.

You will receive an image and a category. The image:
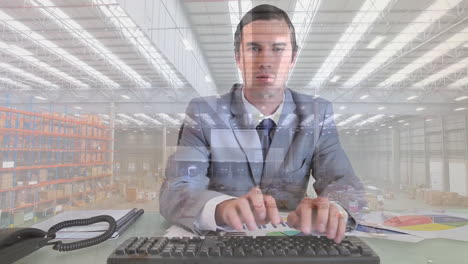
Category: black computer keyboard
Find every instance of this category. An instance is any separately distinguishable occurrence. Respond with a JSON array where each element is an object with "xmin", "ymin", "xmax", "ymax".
[{"xmin": 107, "ymin": 235, "xmax": 380, "ymax": 263}]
